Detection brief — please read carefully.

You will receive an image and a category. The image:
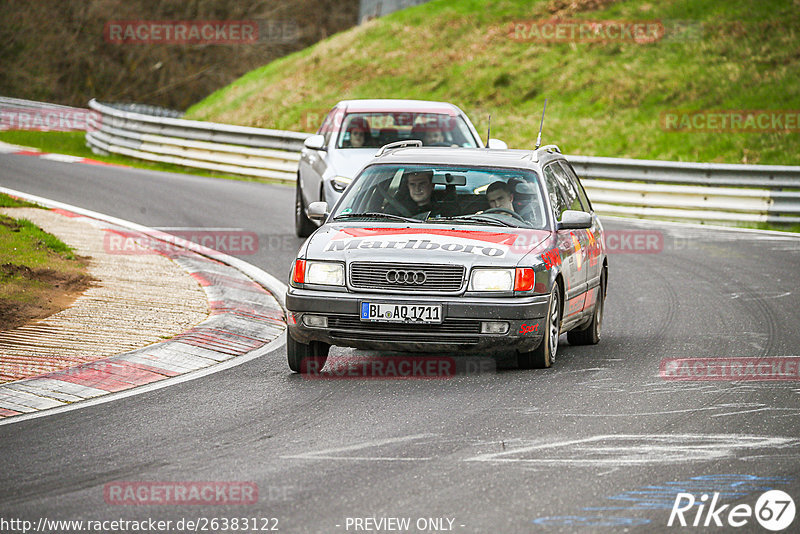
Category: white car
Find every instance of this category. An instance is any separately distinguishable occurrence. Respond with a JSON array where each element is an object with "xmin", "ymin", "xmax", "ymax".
[{"xmin": 295, "ymin": 99, "xmax": 506, "ymax": 236}]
